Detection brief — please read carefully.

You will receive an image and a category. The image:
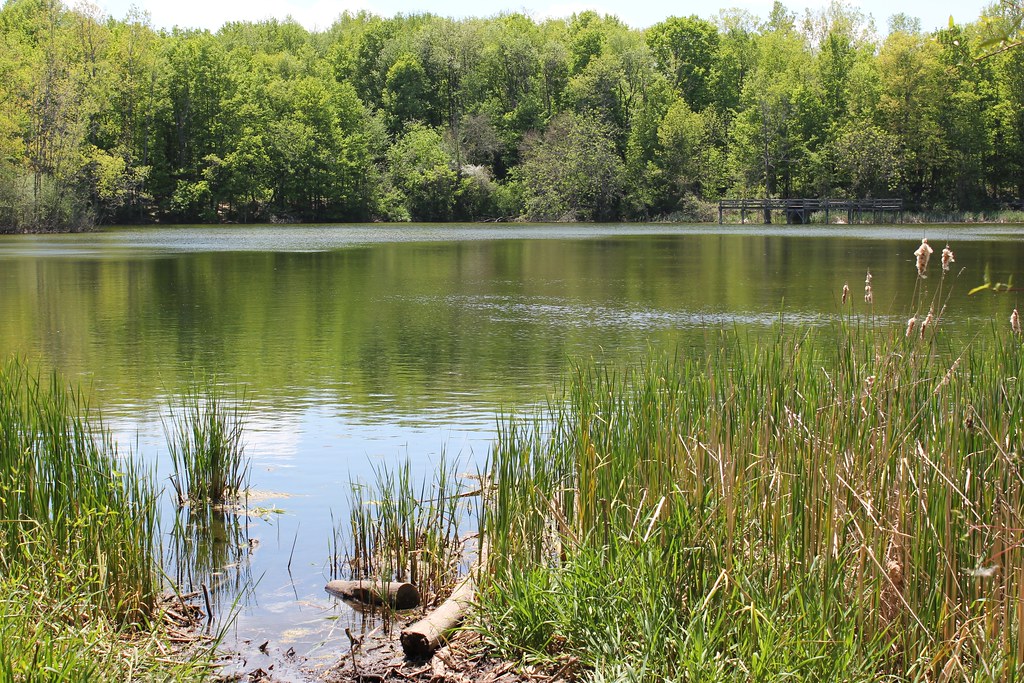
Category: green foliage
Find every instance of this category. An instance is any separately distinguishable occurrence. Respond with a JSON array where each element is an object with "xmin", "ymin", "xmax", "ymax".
[
  {"xmin": 479, "ymin": 307, "xmax": 1024, "ymax": 679},
  {"xmin": 0, "ymin": 357, "xmax": 158, "ymax": 622},
  {"xmin": 1, "ymin": 0, "xmax": 1023, "ymax": 230},
  {"xmin": 387, "ymin": 123, "xmax": 458, "ymax": 221},
  {"xmin": 164, "ymin": 378, "xmax": 250, "ymax": 506},
  {"xmin": 341, "ymin": 454, "xmax": 466, "ymax": 604},
  {"xmin": 0, "ymin": 359, "xmax": 219, "ymax": 680},
  {"xmin": 515, "ymin": 112, "xmax": 625, "ymax": 221},
  {"xmin": 383, "ymin": 53, "xmax": 436, "ymax": 132},
  {"xmin": 646, "ymin": 16, "xmax": 721, "ymax": 111}
]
